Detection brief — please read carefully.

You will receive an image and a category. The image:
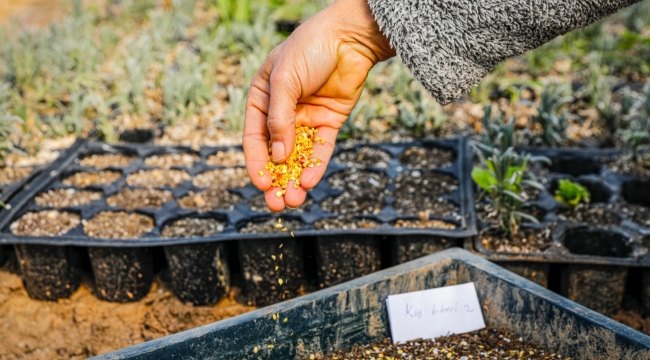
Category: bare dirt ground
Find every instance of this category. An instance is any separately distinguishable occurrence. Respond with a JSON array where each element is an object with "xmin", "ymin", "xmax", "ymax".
[{"xmin": 0, "ymin": 271, "xmax": 255, "ymax": 359}]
